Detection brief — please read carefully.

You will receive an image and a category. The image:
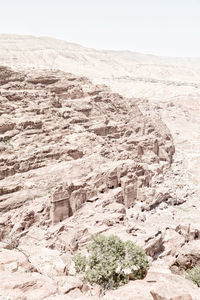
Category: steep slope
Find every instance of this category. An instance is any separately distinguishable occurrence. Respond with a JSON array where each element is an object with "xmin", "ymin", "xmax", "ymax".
[
  {"xmin": 1, "ymin": 66, "xmax": 200, "ymax": 300},
  {"xmin": 0, "ymin": 65, "xmax": 174, "ymax": 216},
  {"xmin": 0, "ymin": 66, "xmax": 189, "ymax": 299},
  {"xmin": 1, "ymin": 34, "xmax": 200, "ymax": 187},
  {"xmin": 1, "ymin": 35, "xmax": 200, "ymax": 299}
]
